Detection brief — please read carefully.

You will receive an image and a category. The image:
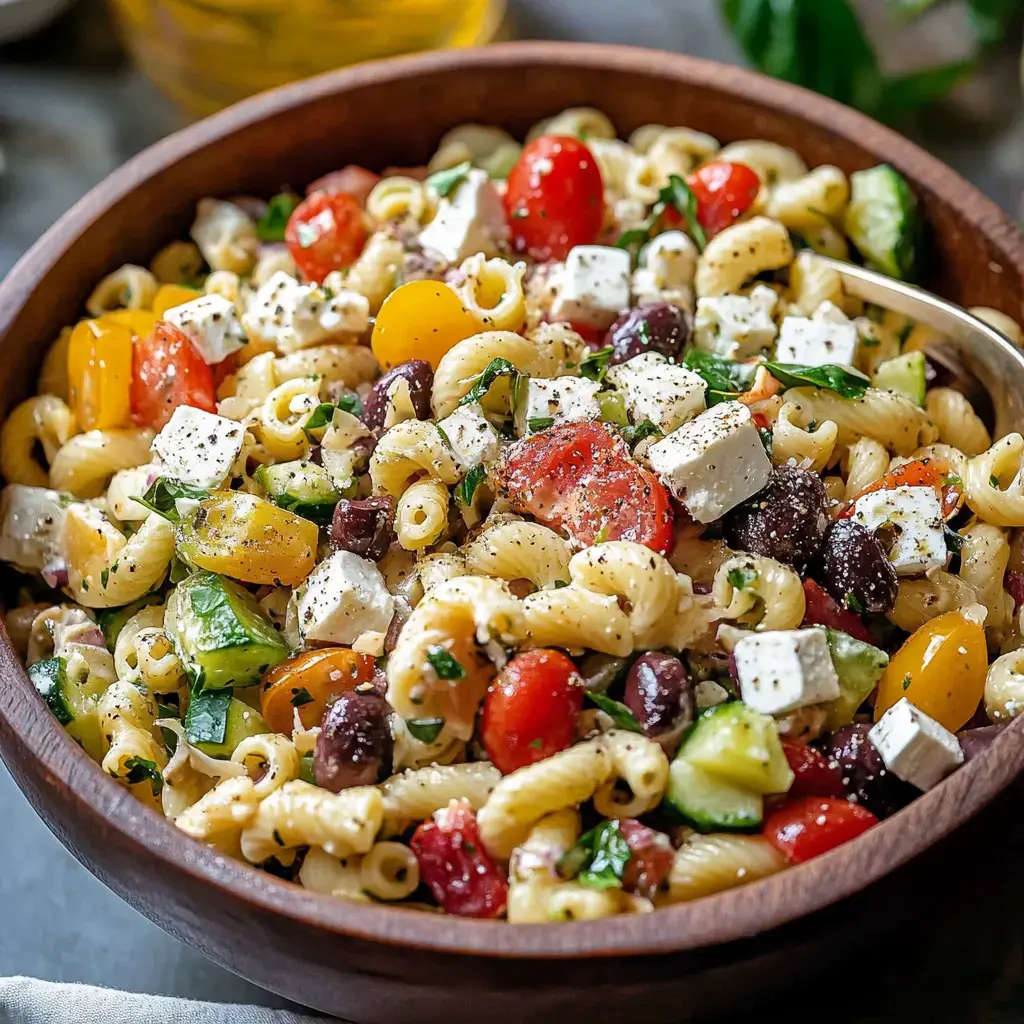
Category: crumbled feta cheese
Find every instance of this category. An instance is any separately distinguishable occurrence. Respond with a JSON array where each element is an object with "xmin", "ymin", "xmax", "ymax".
[
  {"xmin": 694, "ymin": 284, "xmax": 778, "ymax": 358},
  {"xmin": 868, "ymin": 697, "xmax": 964, "ymax": 791},
  {"xmin": 647, "ymin": 401, "xmax": 772, "ymax": 522},
  {"xmin": 549, "ymin": 245, "xmax": 631, "ymax": 329},
  {"xmin": 150, "ymin": 406, "xmax": 245, "ymax": 490},
  {"xmin": 242, "ymin": 270, "xmax": 369, "ymax": 353},
  {"xmin": 297, "ymin": 550, "xmax": 395, "ymax": 645},
  {"xmin": 0, "ymin": 484, "xmax": 66, "ymax": 571},
  {"xmin": 695, "ymin": 678, "xmax": 731, "ymax": 710},
  {"xmin": 418, "ymin": 168, "xmax": 509, "ymax": 263},
  {"xmin": 515, "ymin": 377, "xmax": 602, "ymax": 436},
  {"xmin": 850, "ymin": 485, "xmax": 946, "ymax": 576},
  {"xmin": 436, "ymin": 402, "xmax": 501, "ymax": 472},
  {"xmin": 163, "ymin": 294, "xmax": 247, "ymax": 365},
  {"xmin": 776, "ymin": 314, "xmax": 859, "ymax": 368},
  {"xmin": 606, "ymin": 352, "xmax": 706, "ymax": 433},
  {"xmin": 732, "ymin": 628, "xmax": 841, "ymax": 716},
  {"xmin": 812, "ymin": 300, "xmax": 851, "ymax": 326},
  {"xmin": 632, "ymin": 230, "xmax": 698, "ymax": 309}
]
